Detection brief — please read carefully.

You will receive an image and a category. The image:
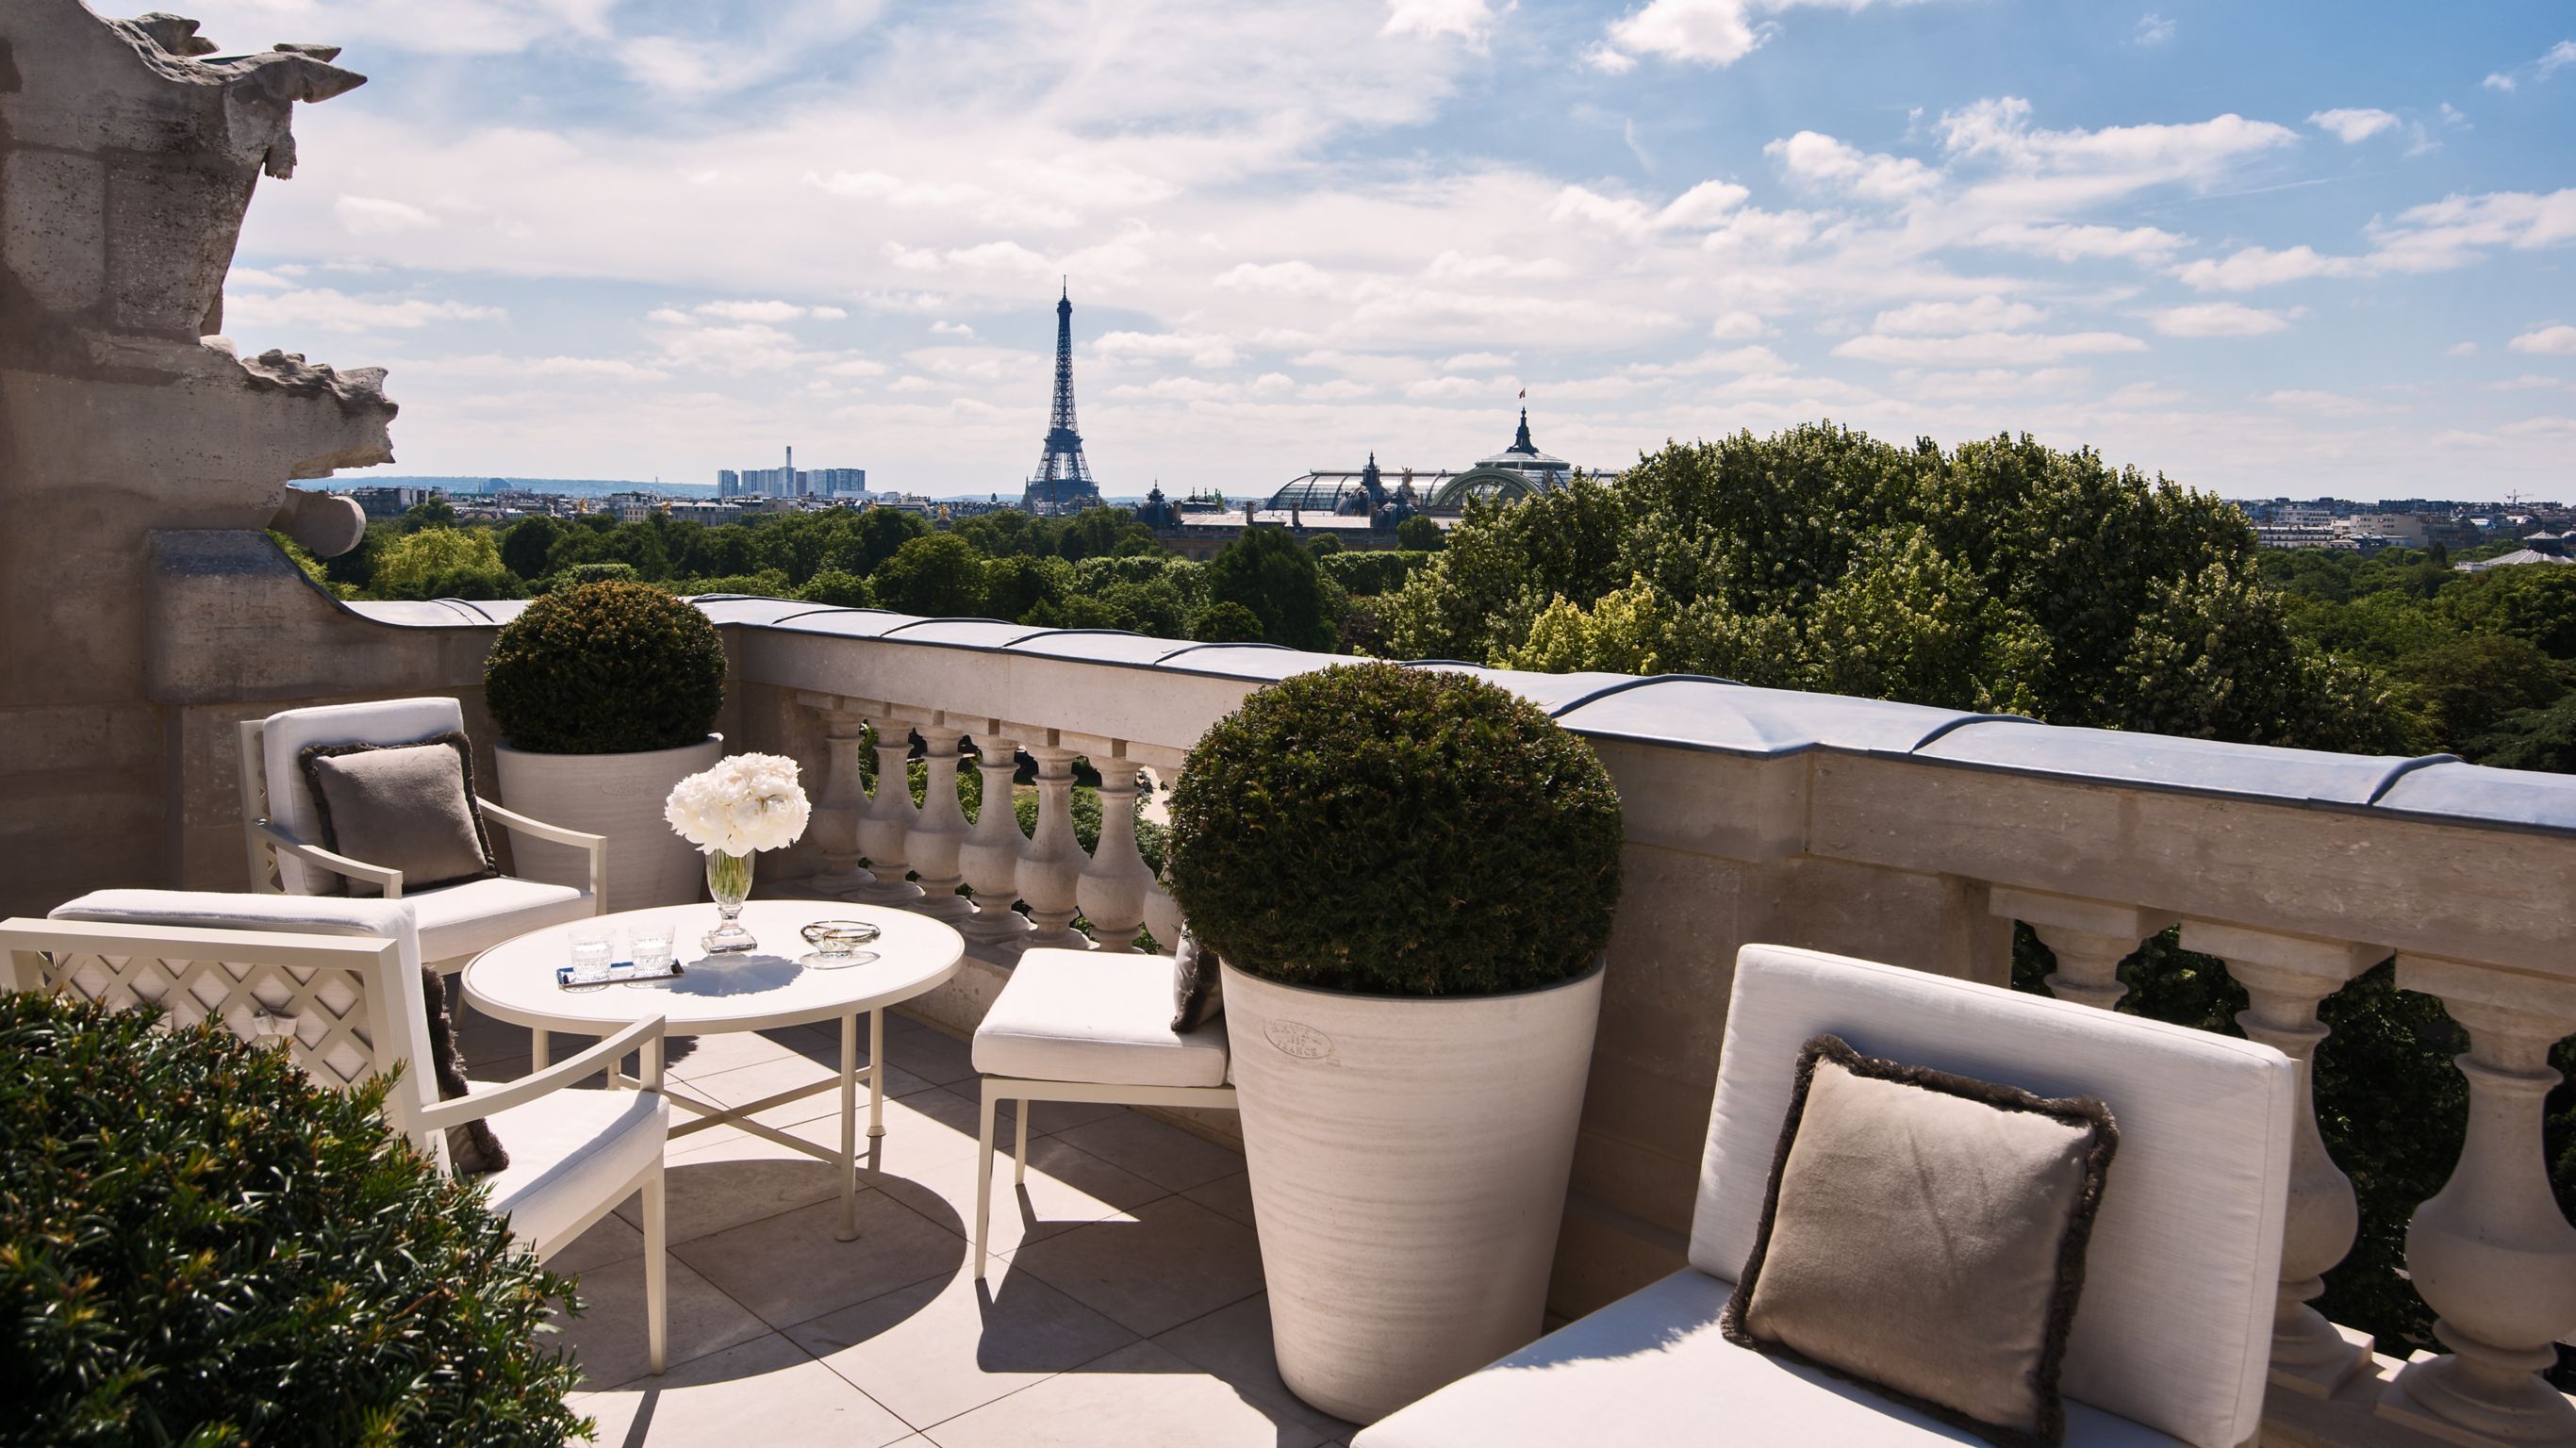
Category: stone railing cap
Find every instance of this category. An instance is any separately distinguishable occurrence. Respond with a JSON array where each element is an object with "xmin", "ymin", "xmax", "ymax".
[
  {"xmin": 2370, "ymin": 759, "xmax": 2576, "ymax": 831},
  {"xmin": 1918, "ymin": 718, "xmax": 2426, "ymax": 805},
  {"xmin": 1556, "ymin": 676, "xmax": 1999, "ymax": 757}
]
